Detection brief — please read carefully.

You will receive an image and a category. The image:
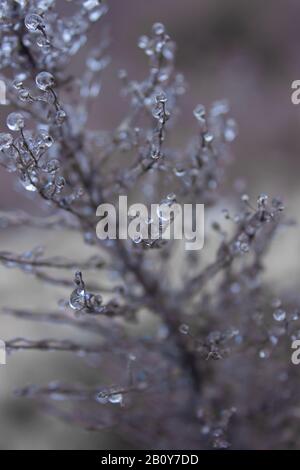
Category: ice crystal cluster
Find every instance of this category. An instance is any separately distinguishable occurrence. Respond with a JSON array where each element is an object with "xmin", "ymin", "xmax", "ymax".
[{"xmin": 0, "ymin": 0, "xmax": 298, "ymax": 450}]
